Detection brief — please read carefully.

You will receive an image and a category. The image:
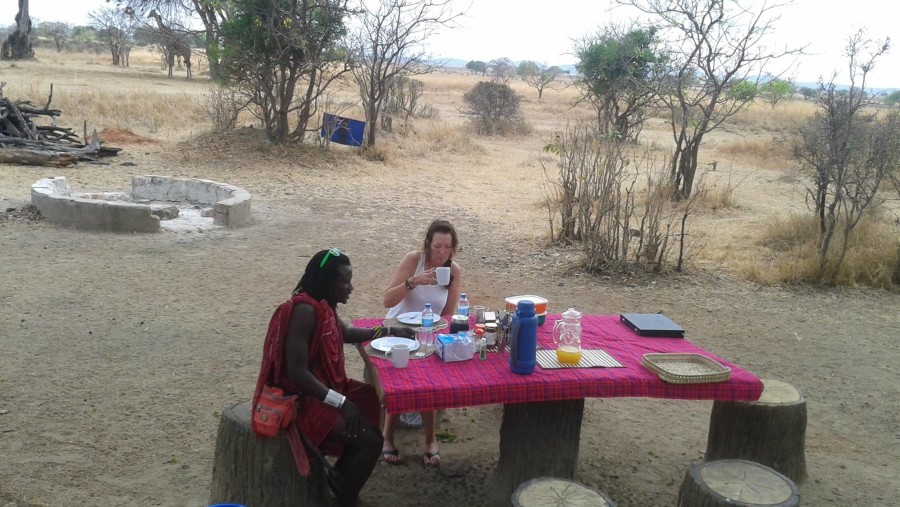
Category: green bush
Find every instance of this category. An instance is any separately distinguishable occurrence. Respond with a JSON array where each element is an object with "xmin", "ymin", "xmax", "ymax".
[{"xmin": 462, "ymin": 81, "xmax": 525, "ymax": 135}]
